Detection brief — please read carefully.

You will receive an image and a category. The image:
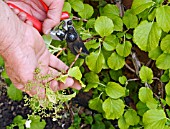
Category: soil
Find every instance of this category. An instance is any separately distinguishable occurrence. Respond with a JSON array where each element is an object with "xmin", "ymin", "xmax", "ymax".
[{"xmin": 0, "ymin": 72, "xmax": 93, "ymax": 129}]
